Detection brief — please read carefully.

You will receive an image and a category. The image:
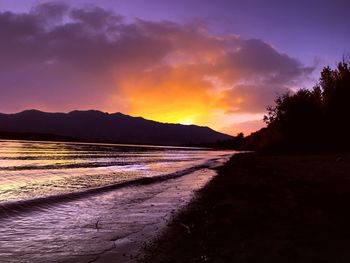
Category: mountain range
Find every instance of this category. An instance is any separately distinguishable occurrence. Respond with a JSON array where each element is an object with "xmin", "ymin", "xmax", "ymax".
[{"xmin": 0, "ymin": 110, "xmax": 232, "ymax": 145}]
